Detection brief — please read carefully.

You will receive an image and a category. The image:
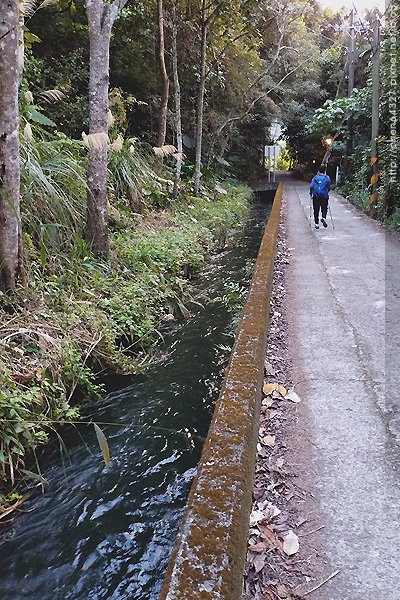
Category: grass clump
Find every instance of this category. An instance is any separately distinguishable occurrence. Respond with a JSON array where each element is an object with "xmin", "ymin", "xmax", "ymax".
[{"xmin": 0, "ymin": 168, "xmax": 251, "ymax": 490}]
